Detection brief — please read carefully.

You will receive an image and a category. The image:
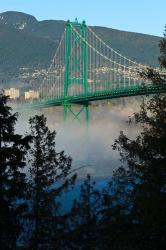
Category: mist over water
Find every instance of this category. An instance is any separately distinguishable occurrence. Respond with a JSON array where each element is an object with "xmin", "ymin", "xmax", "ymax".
[{"xmin": 15, "ymin": 97, "xmax": 141, "ymax": 178}]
